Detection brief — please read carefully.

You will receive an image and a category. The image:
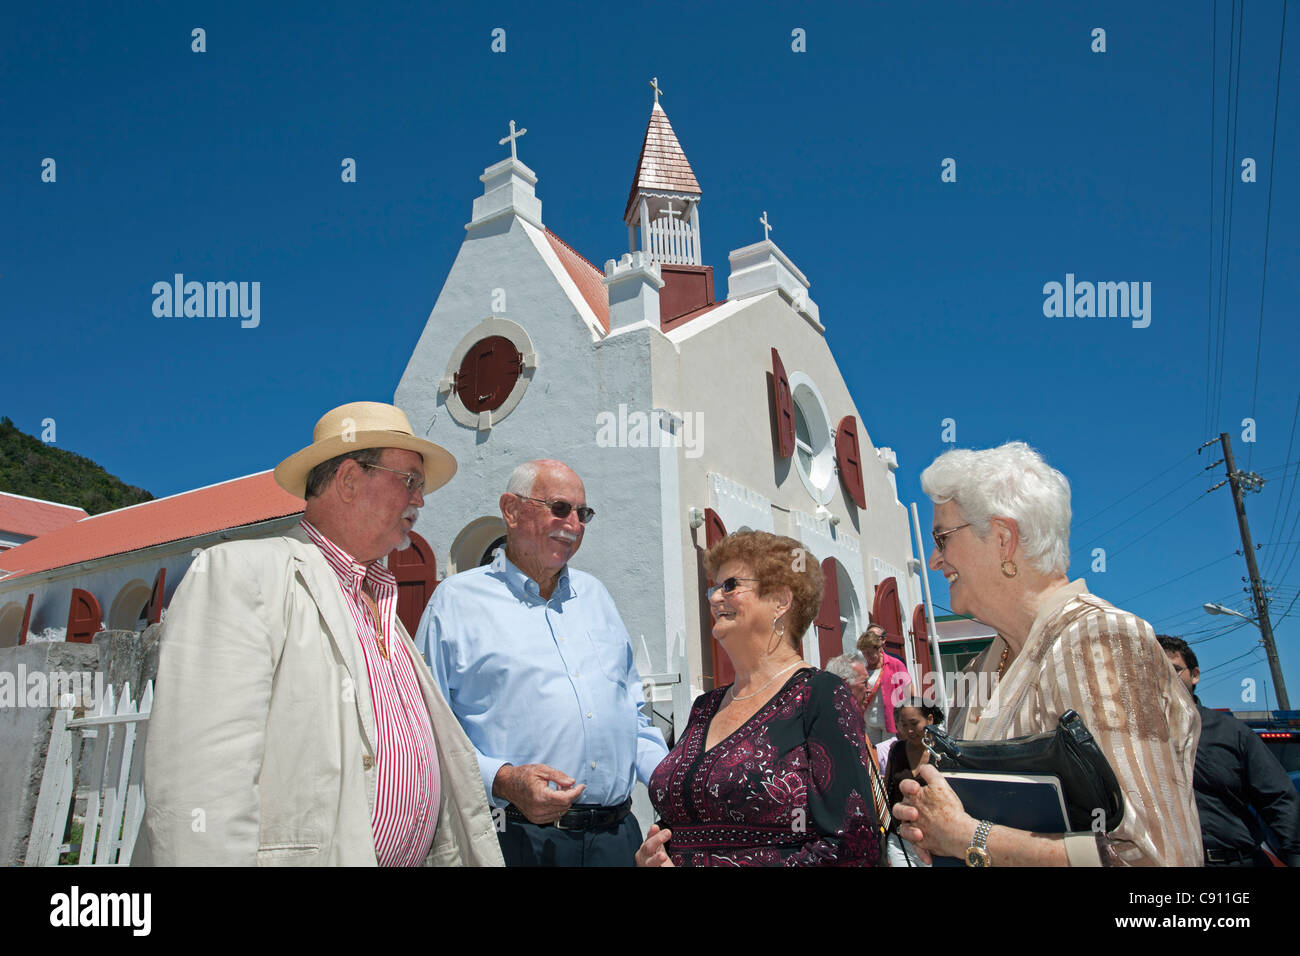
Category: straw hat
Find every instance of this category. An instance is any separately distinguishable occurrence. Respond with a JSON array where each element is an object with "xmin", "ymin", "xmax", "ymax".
[{"xmin": 273, "ymin": 402, "xmax": 456, "ymax": 499}]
